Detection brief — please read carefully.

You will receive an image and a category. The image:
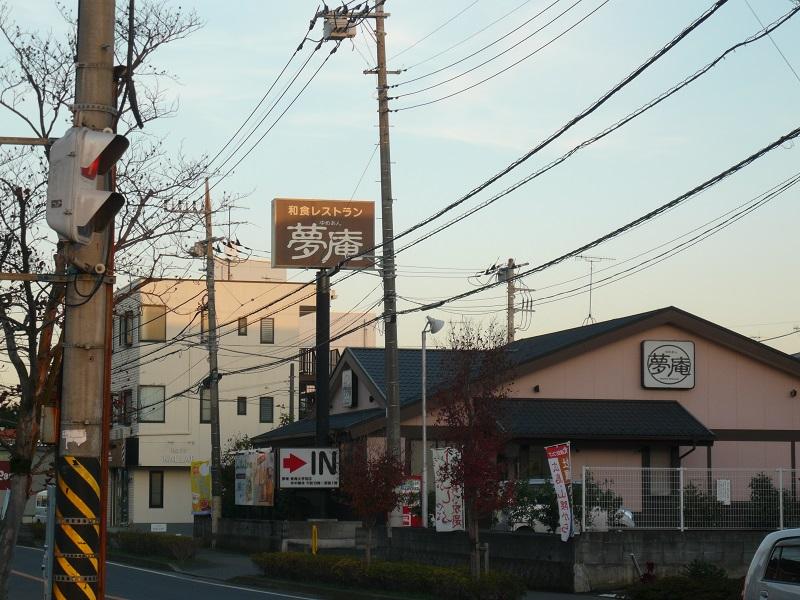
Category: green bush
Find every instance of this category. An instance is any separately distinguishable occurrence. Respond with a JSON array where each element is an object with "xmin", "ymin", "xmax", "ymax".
[
  {"xmin": 681, "ymin": 559, "xmax": 727, "ymax": 580},
  {"xmin": 109, "ymin": 530, "xmax": 198, "ymax": 562},
  {"xmin": 624, "ymin": 576, "xmax": 743, "ymax": 600},
  {"xmin": 251, "ymin": 552, "xmax": 525, "ymax": 600}
]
